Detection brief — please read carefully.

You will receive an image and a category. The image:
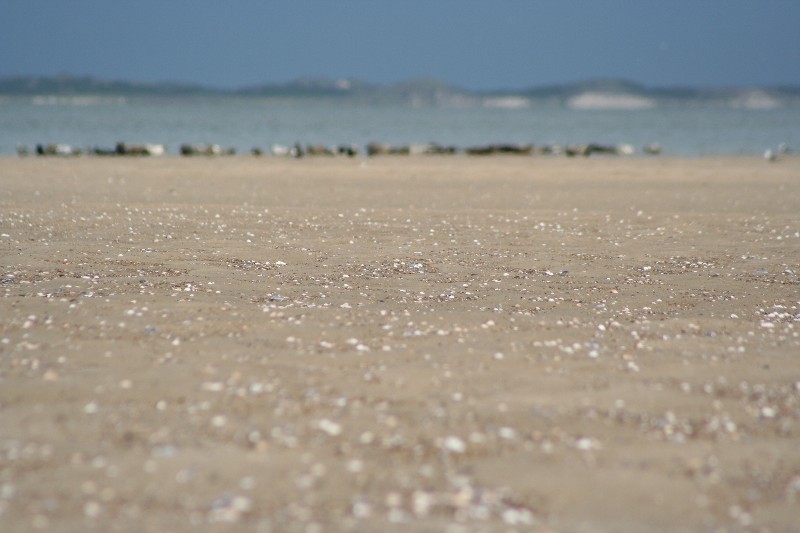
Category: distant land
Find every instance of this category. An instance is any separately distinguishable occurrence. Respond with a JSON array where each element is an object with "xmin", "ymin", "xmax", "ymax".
[{"xmin": 1, "ymin": 74, "xmax": 799, "ymax": 109}]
